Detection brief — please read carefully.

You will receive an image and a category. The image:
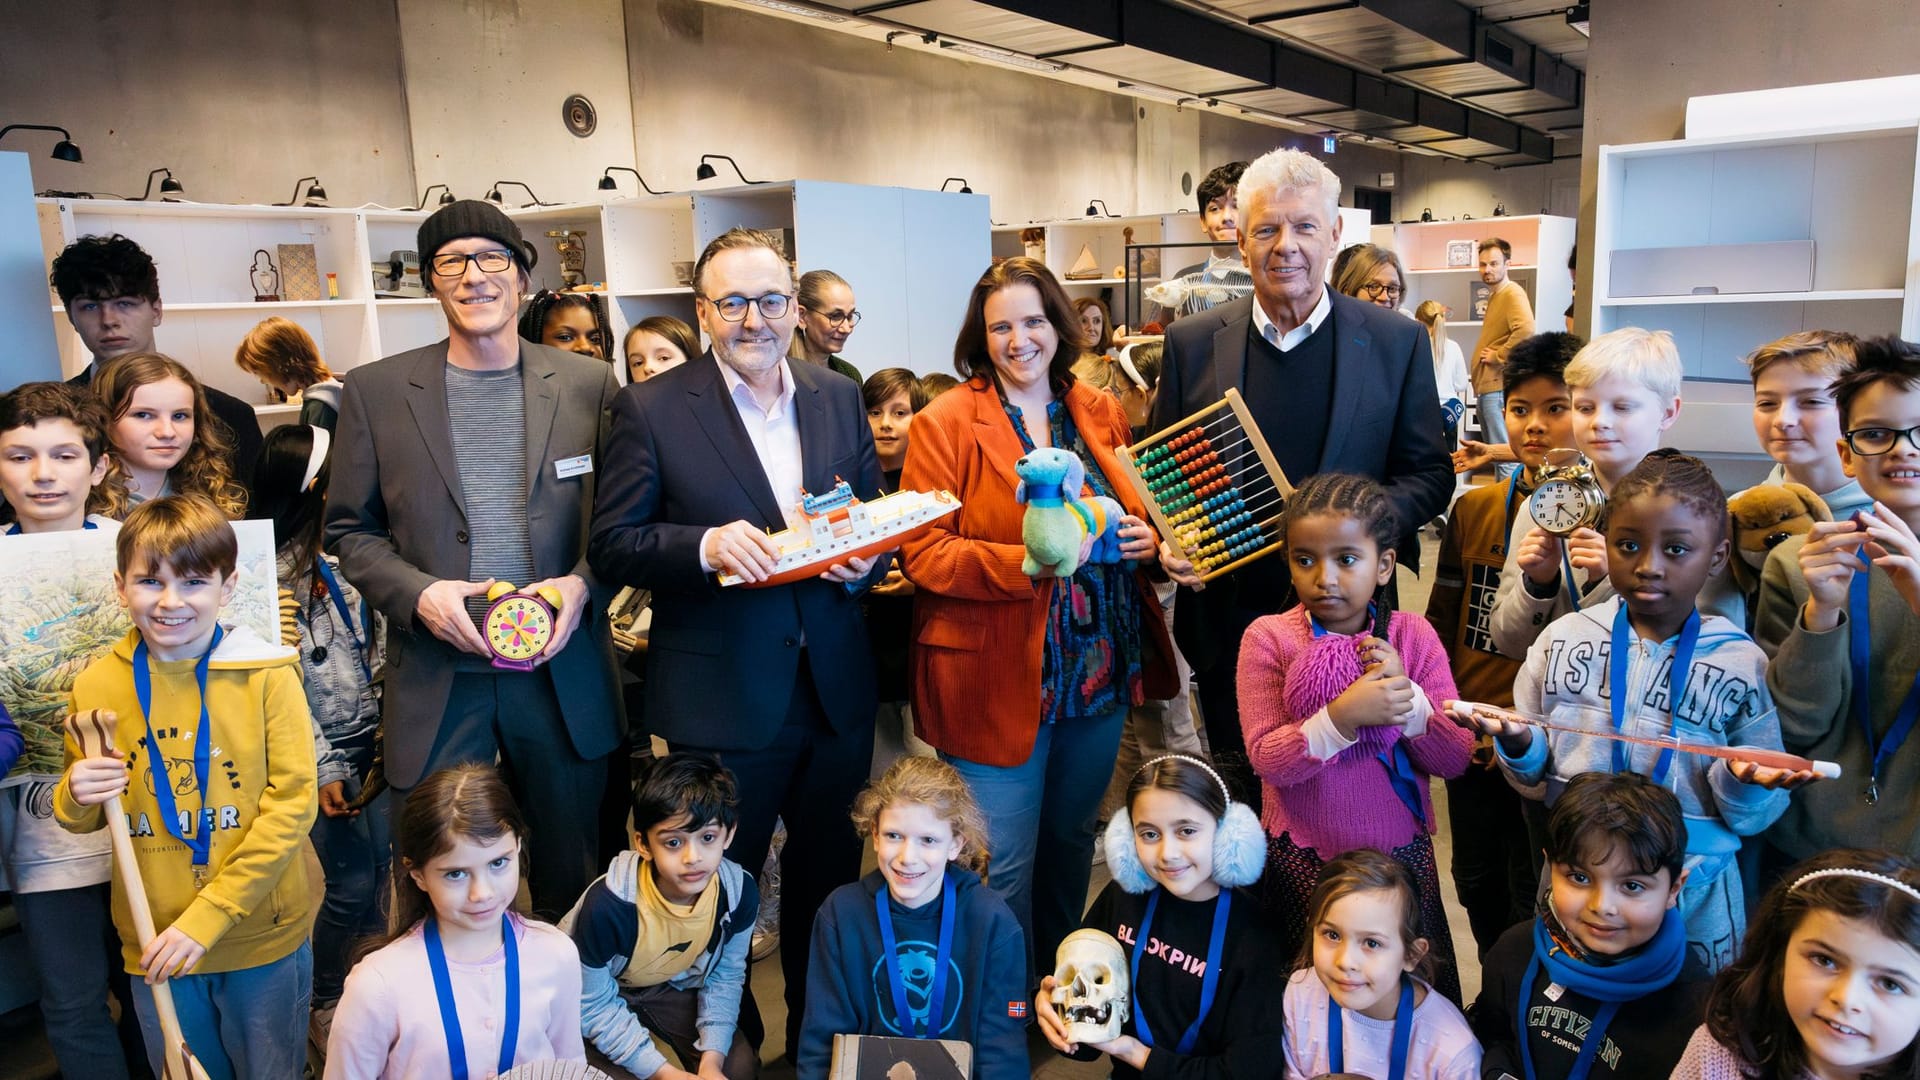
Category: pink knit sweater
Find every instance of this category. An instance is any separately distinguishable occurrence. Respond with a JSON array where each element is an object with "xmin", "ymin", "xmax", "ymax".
[{"xmin": 1237, "ymin": 607, "xmax": 1470, "ymax": 855}]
